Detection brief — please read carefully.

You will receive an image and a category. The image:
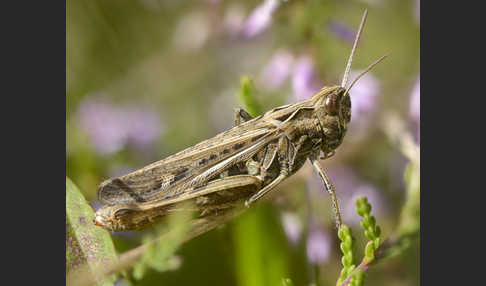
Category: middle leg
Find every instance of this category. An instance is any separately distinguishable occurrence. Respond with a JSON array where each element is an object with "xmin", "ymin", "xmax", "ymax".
[{"xmin": 245, "ymin": 135, "xmax": 291, "ymax": 206}]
